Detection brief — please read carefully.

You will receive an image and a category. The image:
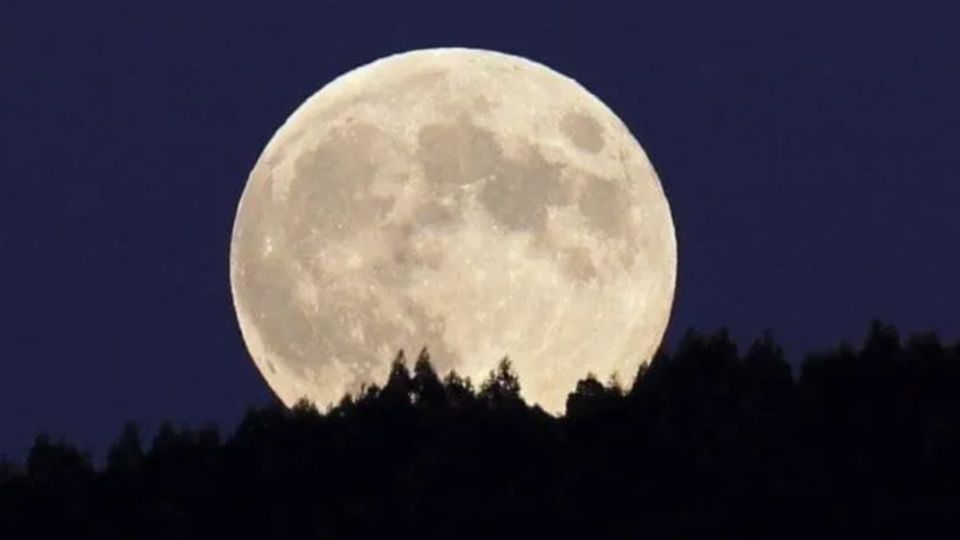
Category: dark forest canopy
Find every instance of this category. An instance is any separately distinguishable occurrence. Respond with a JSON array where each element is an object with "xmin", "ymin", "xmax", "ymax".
[{"xmin": 3, "ymin": 321, "xmax": 960, "ymax": 539}]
